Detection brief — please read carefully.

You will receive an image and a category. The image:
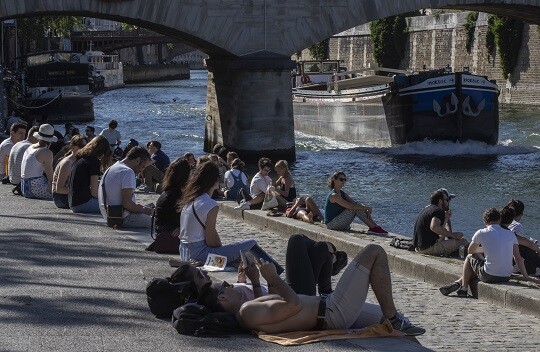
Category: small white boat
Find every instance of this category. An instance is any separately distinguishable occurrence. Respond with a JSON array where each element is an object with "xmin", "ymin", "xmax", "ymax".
[{"xmin": 75, "ymin": 50, "xmax": 124, "ymax": 91}]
